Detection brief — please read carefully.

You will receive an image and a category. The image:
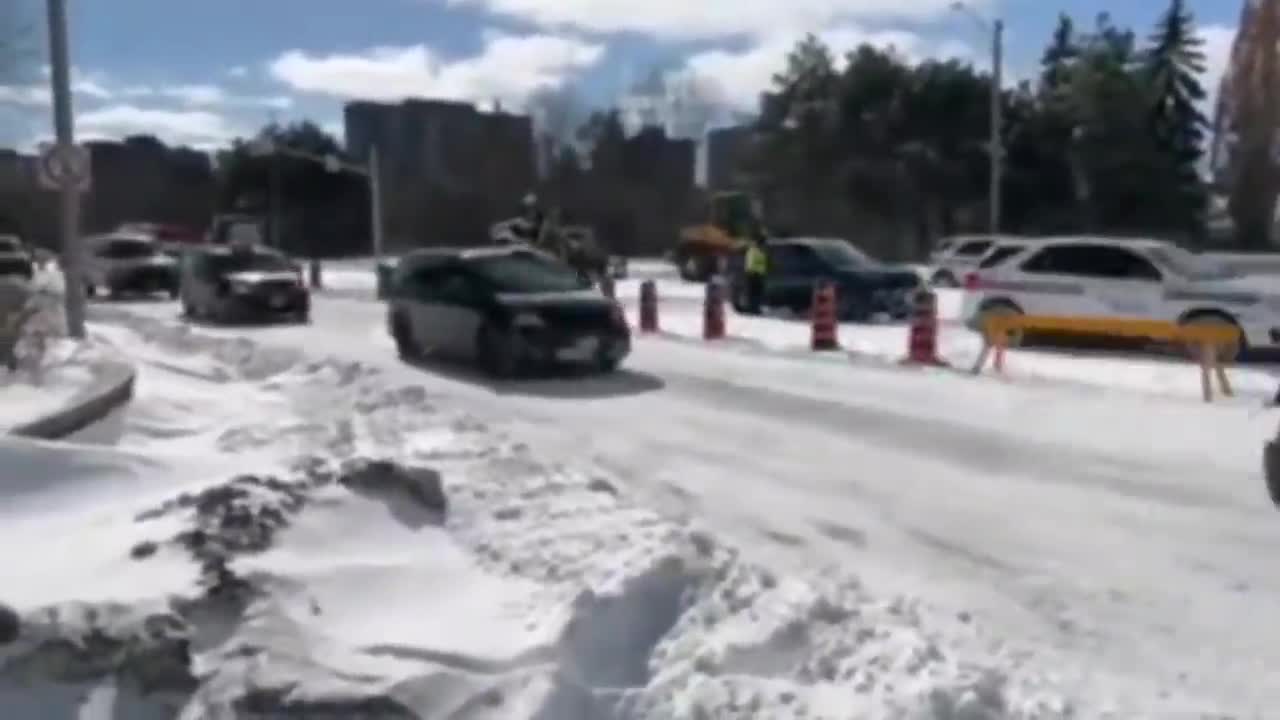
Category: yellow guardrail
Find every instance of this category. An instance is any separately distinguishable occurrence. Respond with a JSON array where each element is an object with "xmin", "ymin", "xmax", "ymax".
[{"xmin": 972, "ymin": 314, "xmax": 1240, "ymax": 403}]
